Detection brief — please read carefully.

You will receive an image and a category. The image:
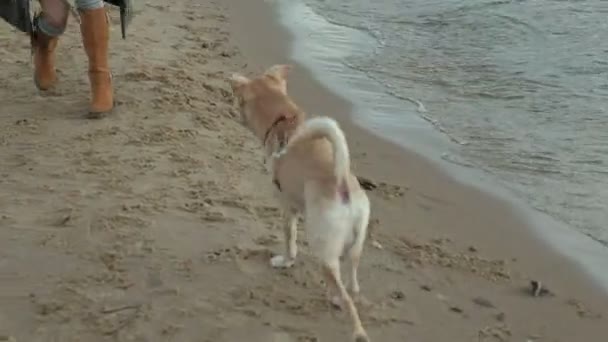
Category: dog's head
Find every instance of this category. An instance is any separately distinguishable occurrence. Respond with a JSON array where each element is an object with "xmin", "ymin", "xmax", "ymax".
[{"xmin": 228, "ymin": 64, "xmax": 293, "ymax": 138}]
